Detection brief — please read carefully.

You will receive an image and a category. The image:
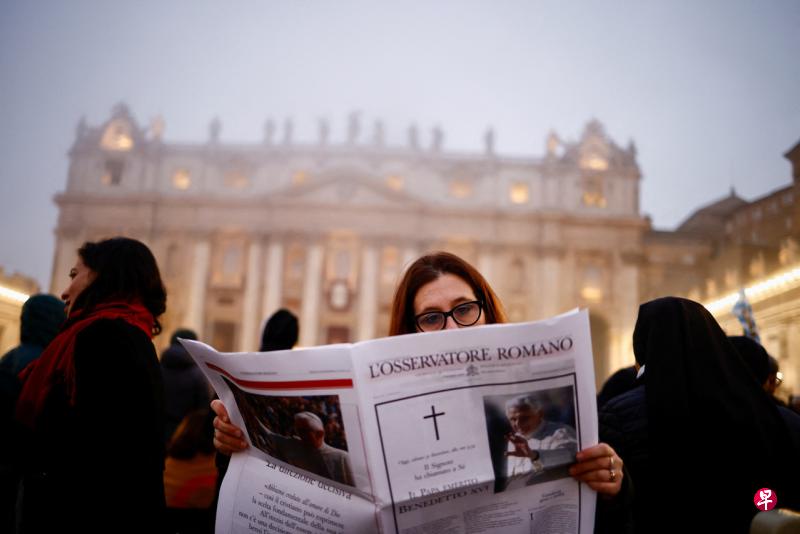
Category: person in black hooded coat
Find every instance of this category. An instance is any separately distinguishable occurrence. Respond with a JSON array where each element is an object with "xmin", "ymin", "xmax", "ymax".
[
  {"xmin": 0, "ymin": 294, "xmax": 65, "ymax": 532},
  {"xmin": 161, "ymin": 328, "xmax": 211, "ymax": 443},
  {"xmin": 600, "ymin": 297, "xmax": 799, "ymax": 534},
  {"xmin": 729, "ymin": 335, "xmax": 800, "ymax": 453}
]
